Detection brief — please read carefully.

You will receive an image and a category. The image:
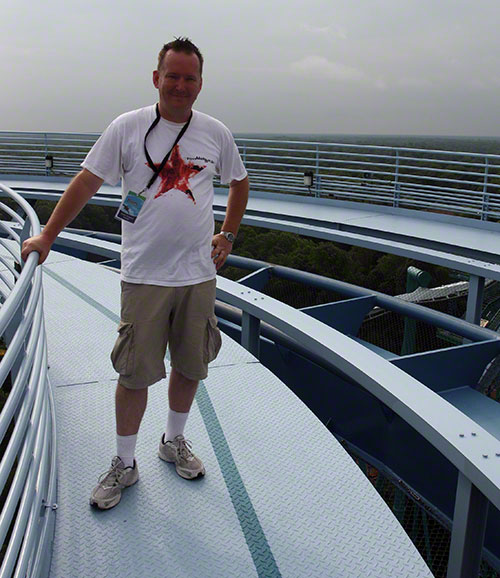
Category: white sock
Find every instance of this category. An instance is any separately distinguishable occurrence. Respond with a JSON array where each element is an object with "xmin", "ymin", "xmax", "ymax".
[
  {"xmin": 165, "ymin": 409, "xmax": 189, "ymax": 442},
  {"xmin": 116, "ymin": 434, "xmax": 137, "ymax": 468}
]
